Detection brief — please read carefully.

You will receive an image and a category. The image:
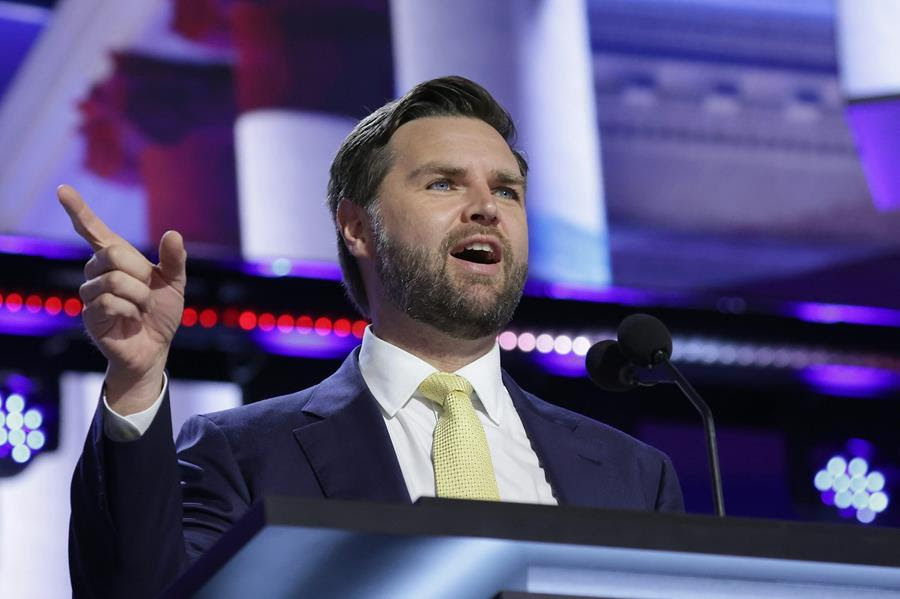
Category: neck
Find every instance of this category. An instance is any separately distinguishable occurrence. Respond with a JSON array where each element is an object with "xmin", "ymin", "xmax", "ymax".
[{"xmin": 370, "ymin": 304, "xmax": 496, "ymax": 372}]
